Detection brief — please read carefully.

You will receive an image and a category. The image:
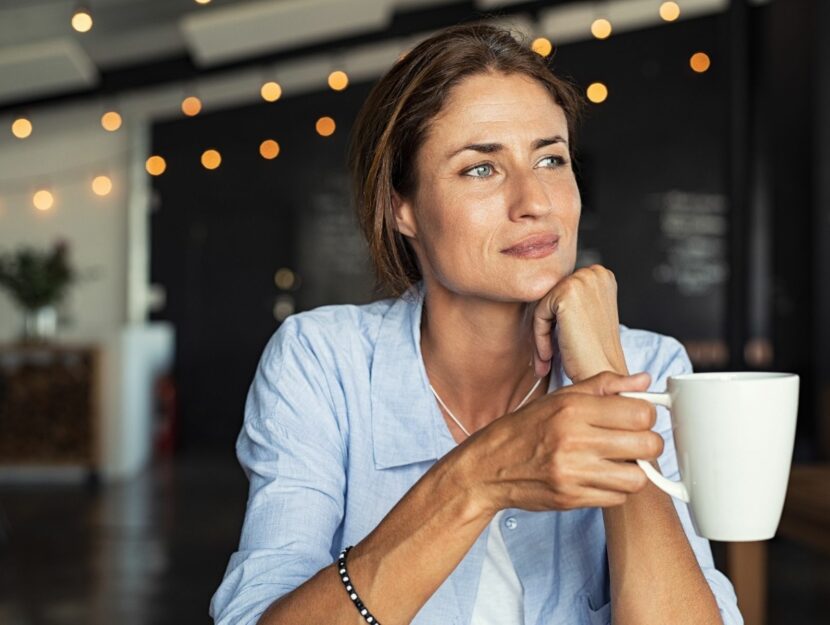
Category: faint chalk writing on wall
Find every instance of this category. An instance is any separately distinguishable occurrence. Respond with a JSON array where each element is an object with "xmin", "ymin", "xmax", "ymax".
[{"xmin": 651, "ymin": 190, "xmax": 728, "ymax": 296}]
